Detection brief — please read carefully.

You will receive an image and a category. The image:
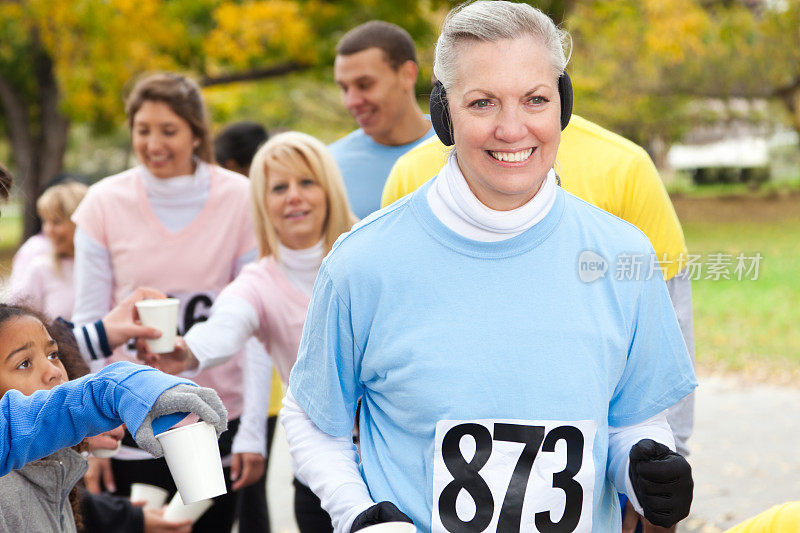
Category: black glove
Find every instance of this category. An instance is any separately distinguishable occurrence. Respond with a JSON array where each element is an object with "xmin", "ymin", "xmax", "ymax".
[
  {"xmin": 629, "ymin": 438, "xmax": 693, "ymax": 528},
  {"xmin": 351, "ymin": 501, "xmax": 413, "ymax": 532}
]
